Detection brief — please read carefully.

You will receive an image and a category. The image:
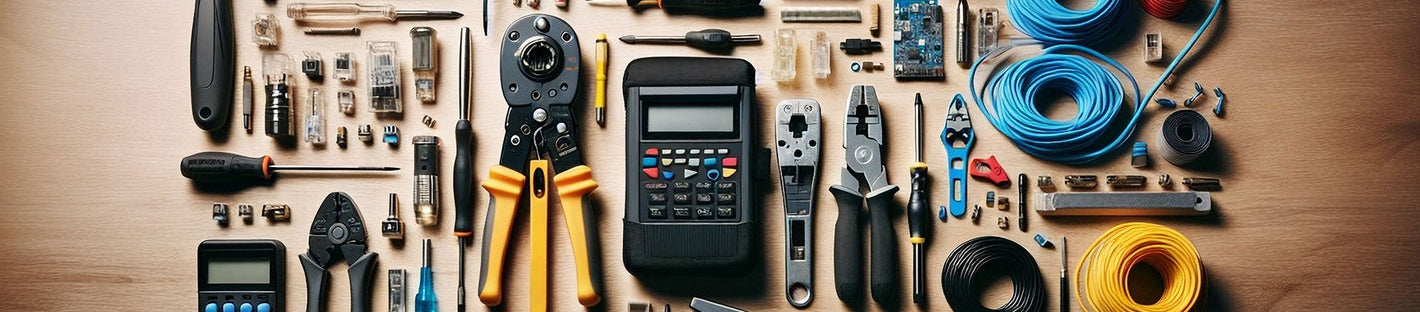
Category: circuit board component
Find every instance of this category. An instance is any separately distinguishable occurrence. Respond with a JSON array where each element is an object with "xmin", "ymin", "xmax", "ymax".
[{"xmin": 893, "ymin": 0, "xmax": 945, "ymax": 79}]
